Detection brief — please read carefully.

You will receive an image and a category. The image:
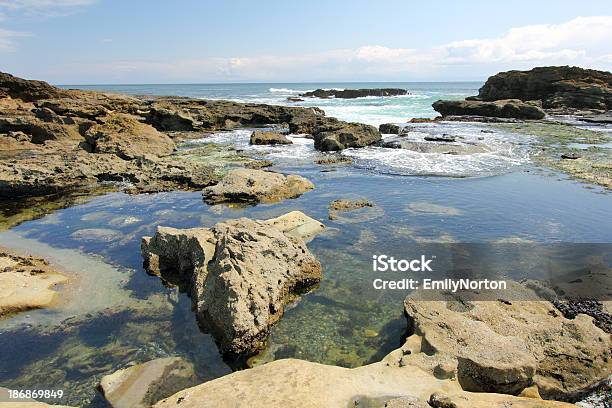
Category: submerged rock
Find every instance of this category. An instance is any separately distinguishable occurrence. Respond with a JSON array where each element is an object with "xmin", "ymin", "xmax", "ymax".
[
  {"xmin": 0, "ymin": 246, "xmax": 67, "ymax": 317},
  {"xmin": 432, "ymin": 99, "xmax": 545, "ymax": 119},
  {"xmin": 141, "ymin": 212, "xmax": 324, "ymax": 356},
  {"xmin": 202, "ymin": 168, "xmax": 314, "ymax": 204},
  {"xmin": 301, "ymin": 88, "xmax": 408, "ymax": 99},
  {"xmin": 402, "ymin": 283, "xmax": 611, "ymax": 399},
  {"xmin": 249, "ymin": 130, "xmax": 292, "ymax": 145},
  {"xmin": 327, "ymin": 198, "xmax": 383, "ymax": 223},
  {"xmin": 99, "ymin": 357, "xmax": 199, "ymax": 408}
]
